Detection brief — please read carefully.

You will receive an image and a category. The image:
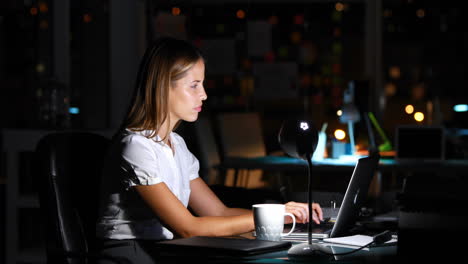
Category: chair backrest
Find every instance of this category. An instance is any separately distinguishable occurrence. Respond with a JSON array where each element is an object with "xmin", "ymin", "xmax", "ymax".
[
  {"xmin": 216, "ymin": 112, "xmax": 267, "ymax": 159},
  {"xmin": 215, "ymin": 112, "xmax": 268, "ymax": 188},
  {"xmin": 35, "ymin": 131, "xmax": 110, "ymax": 264},
  {"xmin": 193, "ymin": 115, "xmax": 221, "ymax": 184}
]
